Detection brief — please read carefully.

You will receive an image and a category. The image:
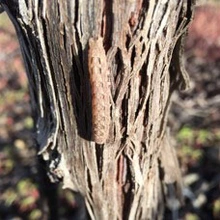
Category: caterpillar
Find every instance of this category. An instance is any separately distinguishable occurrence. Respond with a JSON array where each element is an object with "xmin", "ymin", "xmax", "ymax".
[{"xmin": 88, "ymin": 37, "xmax": 110, "ymax": 144}]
